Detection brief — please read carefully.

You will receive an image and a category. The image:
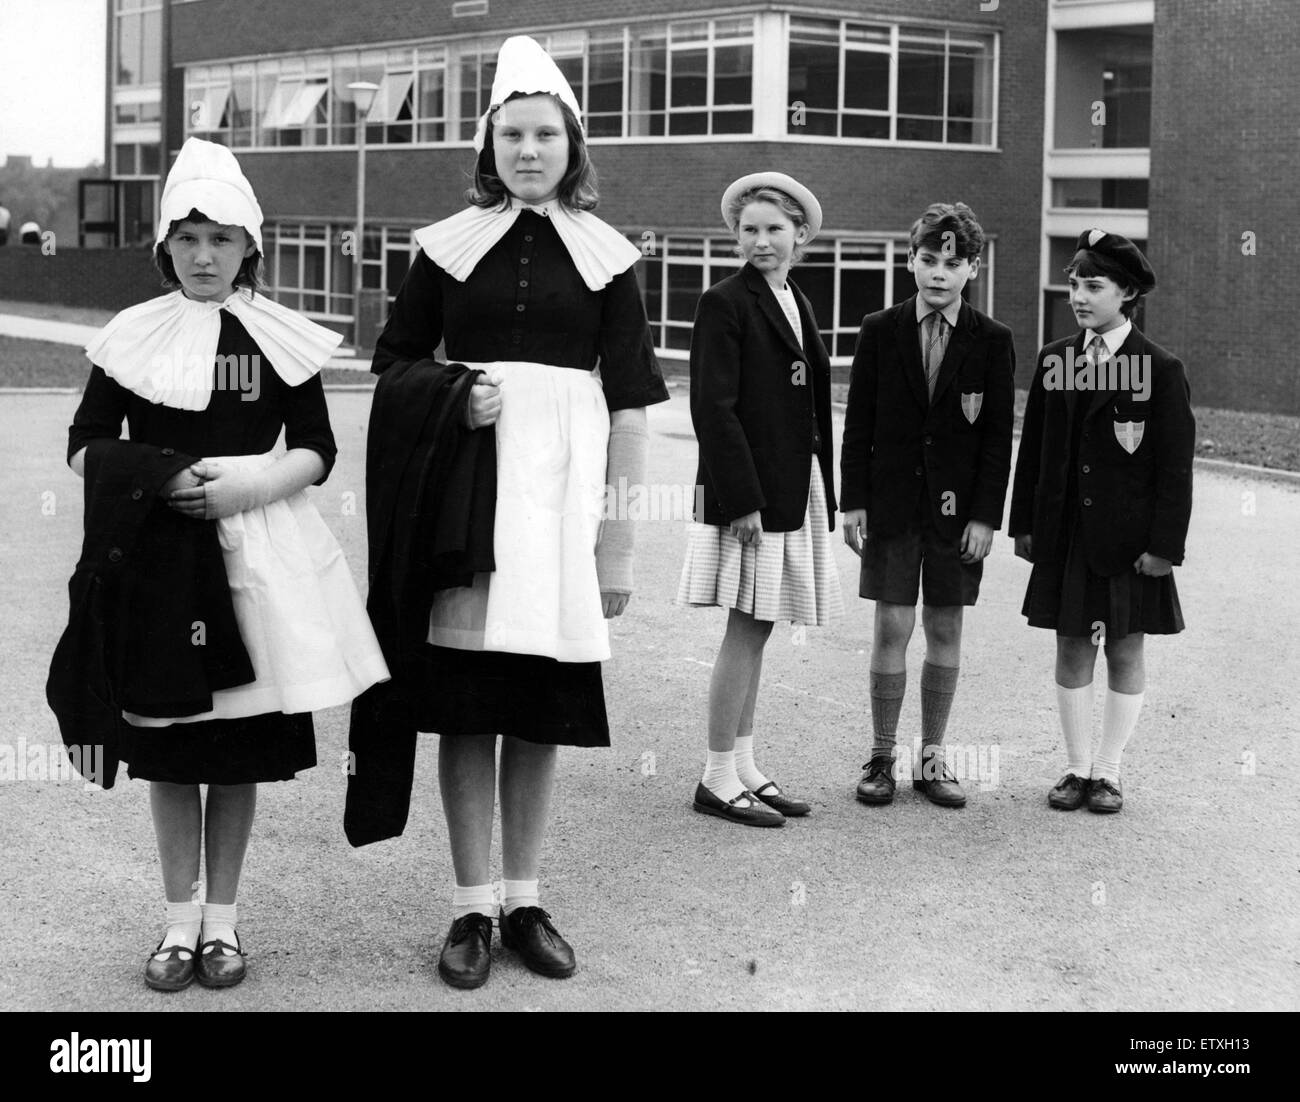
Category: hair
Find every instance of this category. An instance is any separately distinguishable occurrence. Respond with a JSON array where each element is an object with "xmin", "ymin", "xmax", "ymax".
[
  {"xmin": 1065, "ymin": 248, "xmax": 1142, "ymax": 317},
  {"xmin": 154, "ymin": 208, "xmax": 263, "ymax": 292},
  {"xmin": 727, "ymin": 186, "xmax": 811, "ymax": 264},
  {"xmin": 465, "ymin": 93, "xmax": 598, "ymax": 211},
  {"xmin": 908, "ymin": 201, "xmax": 985, "ymax": 260}
]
